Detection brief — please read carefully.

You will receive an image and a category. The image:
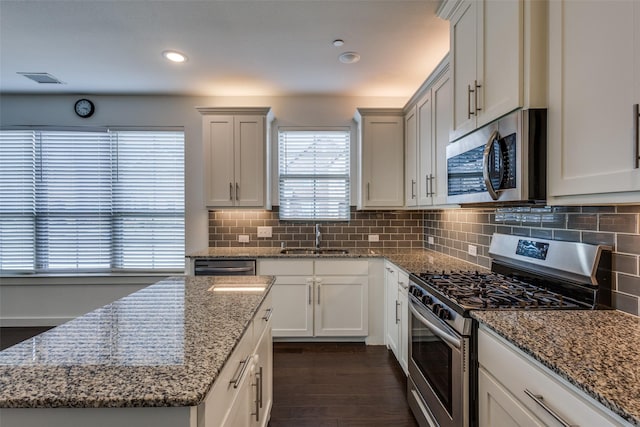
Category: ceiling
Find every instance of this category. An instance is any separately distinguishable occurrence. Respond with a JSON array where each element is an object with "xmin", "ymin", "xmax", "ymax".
[{"xmin": 0, "ymin": 0, "xmax": 450, "ymax": 98}]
